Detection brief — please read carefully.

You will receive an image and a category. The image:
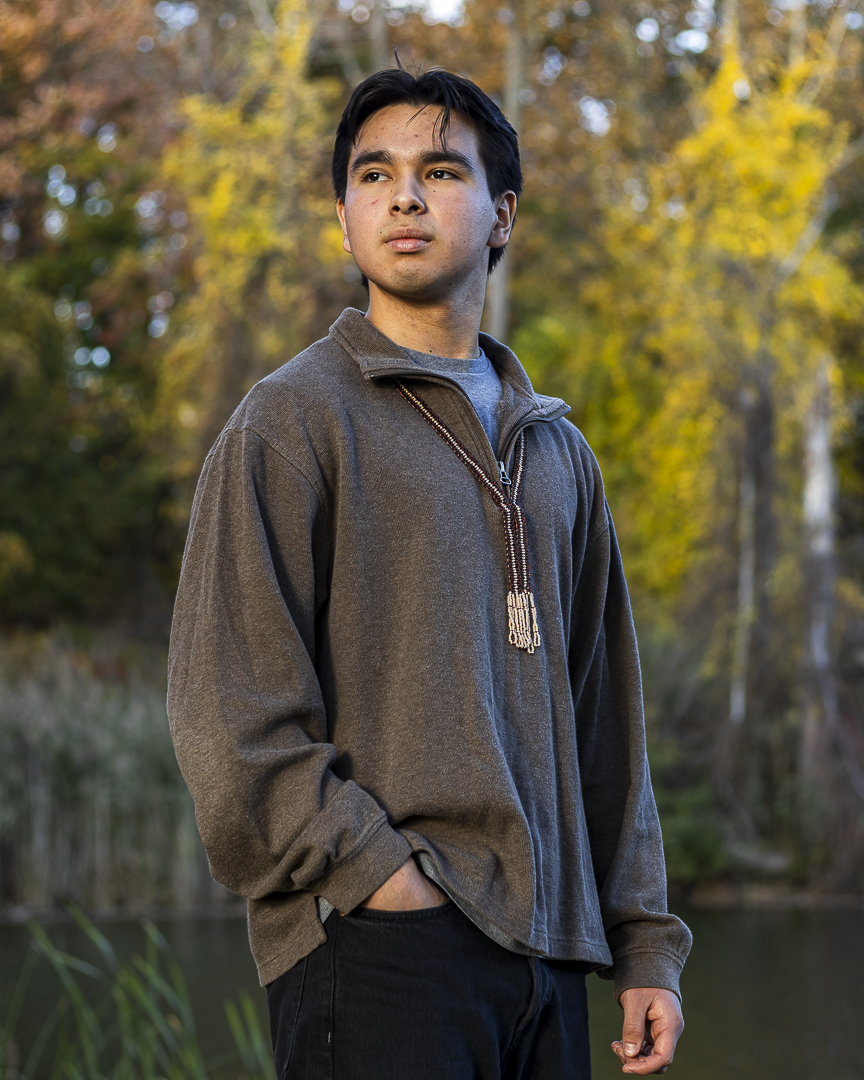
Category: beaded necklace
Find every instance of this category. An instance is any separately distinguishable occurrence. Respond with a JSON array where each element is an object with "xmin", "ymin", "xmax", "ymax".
[{"xmin": 395, "ymin": 379, "xmax": 541, "ymax": 654}]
